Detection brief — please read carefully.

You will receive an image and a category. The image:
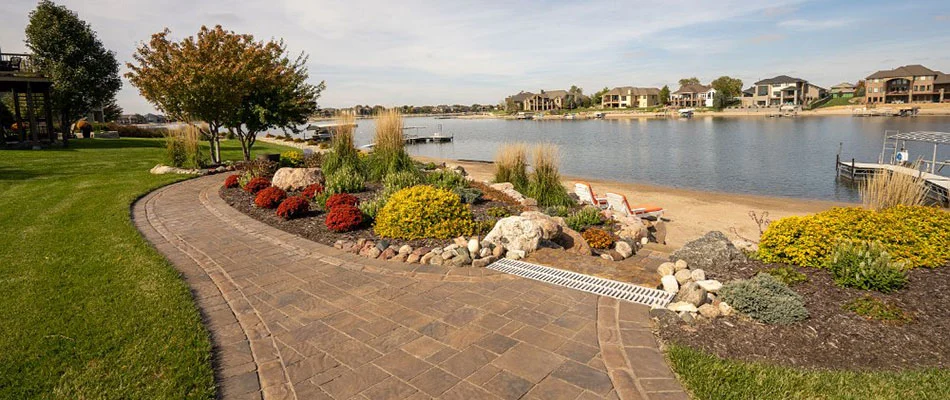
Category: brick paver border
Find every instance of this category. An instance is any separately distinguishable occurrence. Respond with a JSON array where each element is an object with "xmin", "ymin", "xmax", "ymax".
[{"xmin": 132, "ymin": 175, "xmax": 688, "ymax": 399}]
